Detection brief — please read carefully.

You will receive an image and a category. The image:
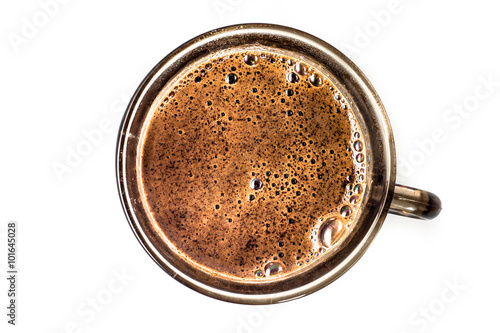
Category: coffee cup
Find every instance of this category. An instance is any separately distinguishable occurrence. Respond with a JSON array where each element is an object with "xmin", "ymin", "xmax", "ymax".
[{"xmin": 116, "ymin": 23, "xmax": 441, "ymax": 304}]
